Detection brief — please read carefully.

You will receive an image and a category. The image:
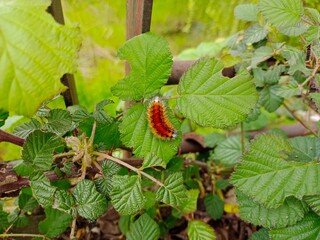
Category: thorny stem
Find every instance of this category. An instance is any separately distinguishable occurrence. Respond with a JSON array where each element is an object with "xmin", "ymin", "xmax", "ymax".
[
  {"xmin": 94, "ymin": 152, "xmax": 164, "ymax": 187},
  {"xmin": 283, "ymin": 103, "xmax": 319, "ymax": 138},
  {"xmin": 0, "ymin": 233, "xmax": 50, "ymax": 240}
]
